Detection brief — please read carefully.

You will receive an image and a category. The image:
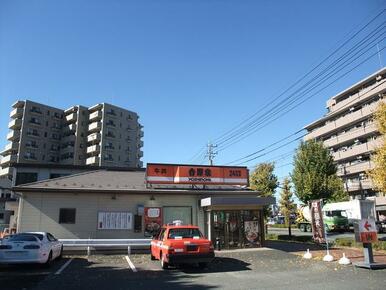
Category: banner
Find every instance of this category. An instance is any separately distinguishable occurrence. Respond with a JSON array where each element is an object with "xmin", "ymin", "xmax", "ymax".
[
  {"xmin": 310, "ymin": 200, "xmax": 326, "ymax": 243},
  {"xmin": 144, "ymin": 207, "xmax": 162, "ymax": 237},
  {"xmin": 146, "ymin": 163, "xmax": 248, "ymax": 185},
  {"xmin": 98, "ymin": 212, "xmax": 132, "ymax": 230}
]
